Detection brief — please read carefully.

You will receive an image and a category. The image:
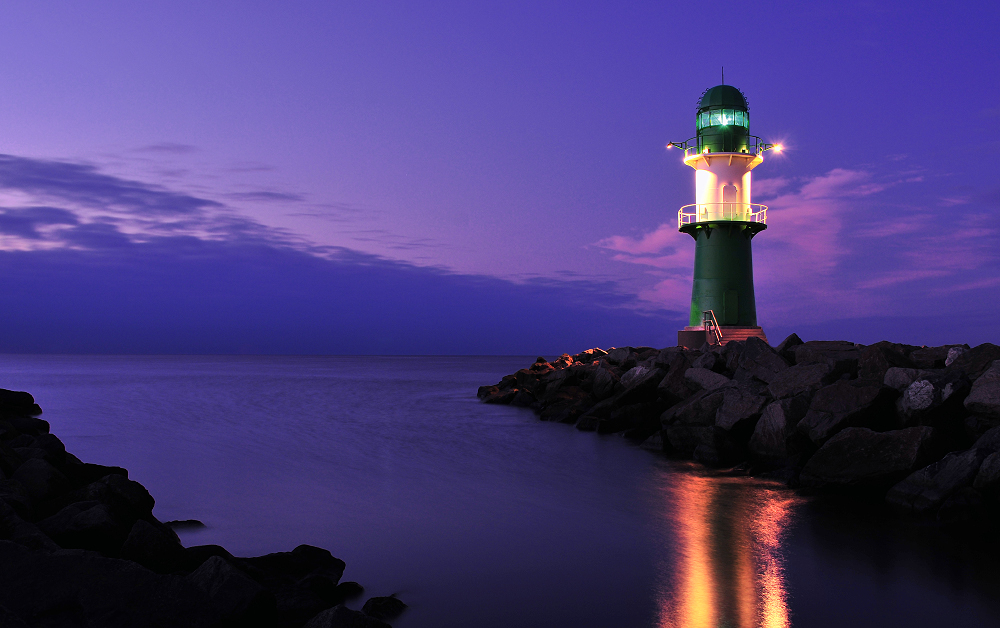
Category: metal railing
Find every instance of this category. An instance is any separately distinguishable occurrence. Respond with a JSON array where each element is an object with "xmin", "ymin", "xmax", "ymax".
[
  {"xmin": 703, "ymin": 310, "xmax": 723, "ymax": 345},
  {"xmin": 678, "ymin": 203, "xmax": 767, "ymax": 229},
  {"xmin": 666, "ymin": 135, "xmax": 778, "ymax": 159}
]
